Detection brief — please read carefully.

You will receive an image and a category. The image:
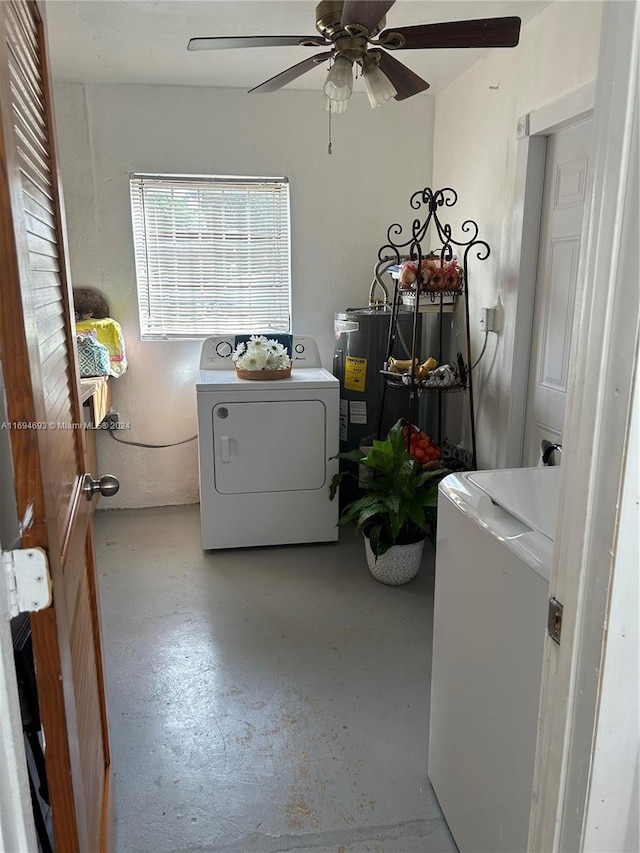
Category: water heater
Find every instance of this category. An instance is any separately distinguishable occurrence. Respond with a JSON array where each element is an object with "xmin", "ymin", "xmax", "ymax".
[{"xmin": 333, "ymin": 306, "xmax": 420, "ymax": 453}]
